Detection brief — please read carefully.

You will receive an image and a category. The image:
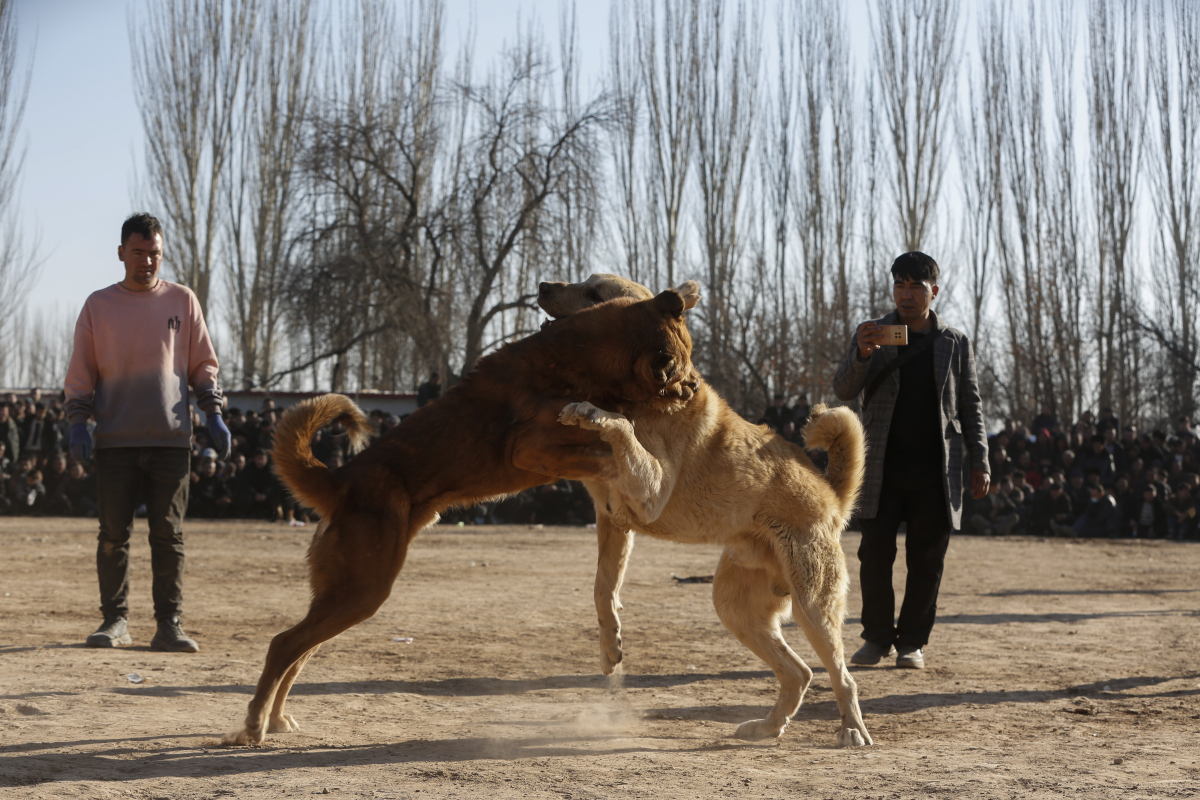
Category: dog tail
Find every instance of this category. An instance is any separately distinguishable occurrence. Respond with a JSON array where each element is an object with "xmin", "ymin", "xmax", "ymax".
[
  {"xmin": 801, "ymin": 404, "xmax": 866, "ymax": 520},
  {"xmin": 272, "ymin": 394, "xmax": 372, "ymax": 515}
]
